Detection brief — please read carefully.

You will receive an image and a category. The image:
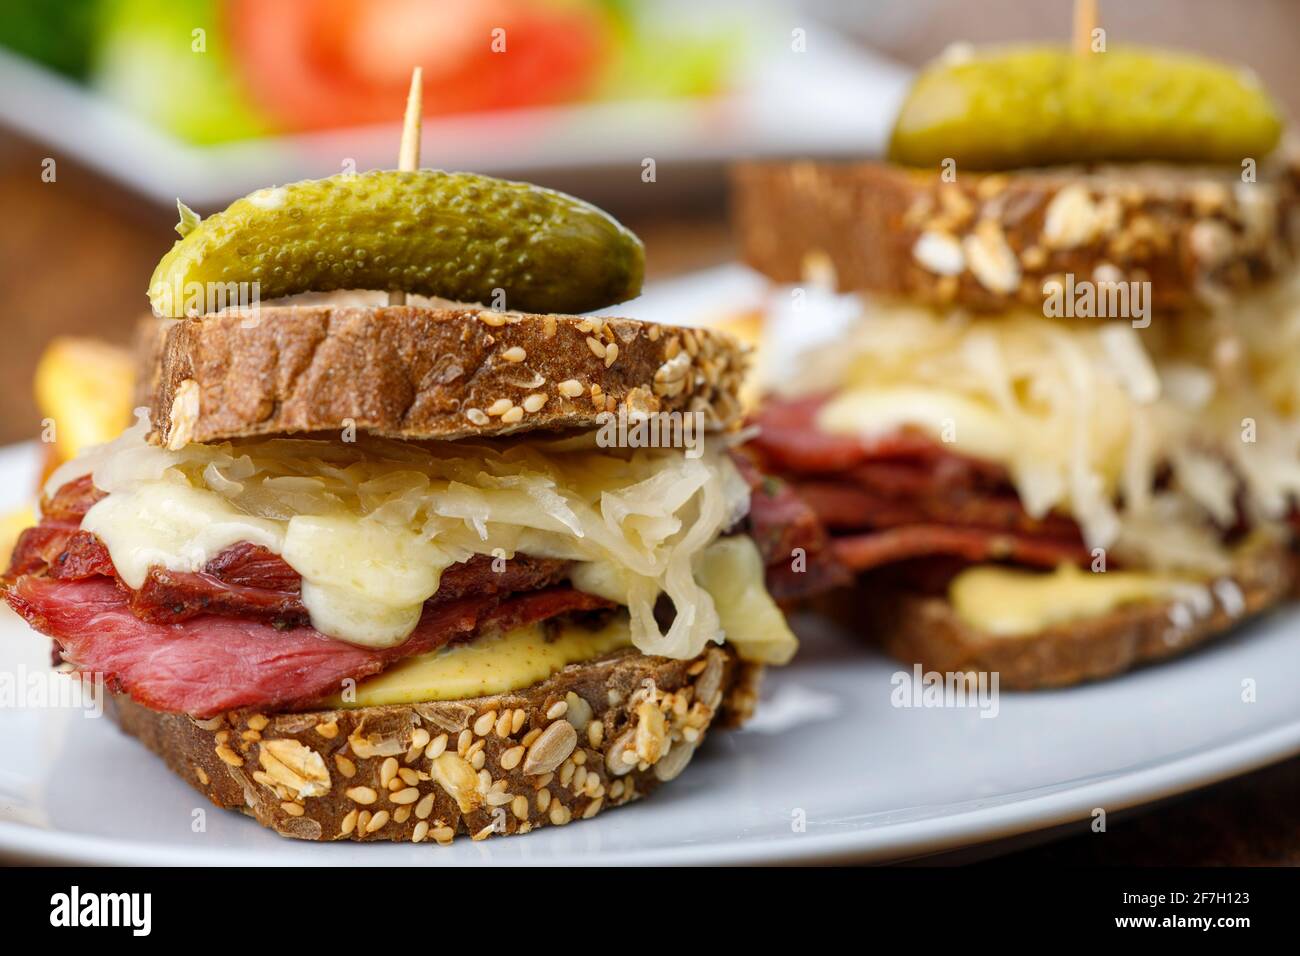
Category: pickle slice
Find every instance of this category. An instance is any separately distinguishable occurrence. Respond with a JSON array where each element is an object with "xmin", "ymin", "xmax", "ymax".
[
  {"xmin": 148, "ymin": 170, "xmax": 645, "ymax": 316},
  {"xmin": 888, "ymin": 45, "xmax": 1283, "ymax": 170}
]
